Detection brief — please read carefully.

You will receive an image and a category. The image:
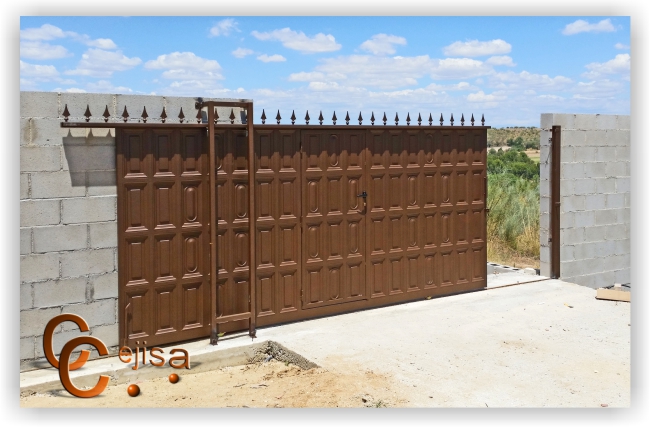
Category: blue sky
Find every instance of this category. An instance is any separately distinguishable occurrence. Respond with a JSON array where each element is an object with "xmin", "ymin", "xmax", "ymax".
[{"xmin": 19, "ymin": 16, "xmax": 630, "ymax": 127}]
